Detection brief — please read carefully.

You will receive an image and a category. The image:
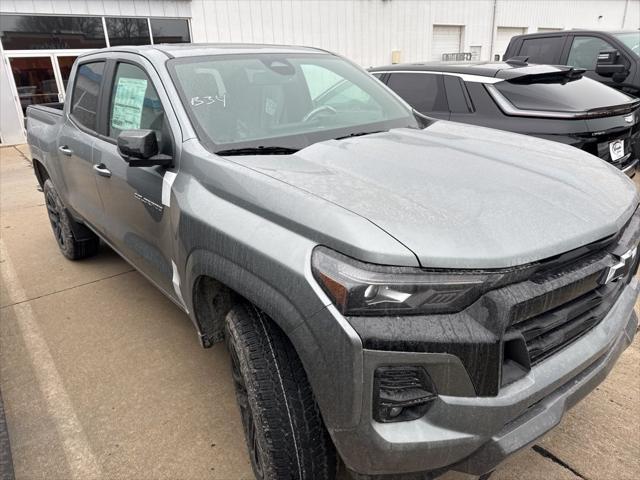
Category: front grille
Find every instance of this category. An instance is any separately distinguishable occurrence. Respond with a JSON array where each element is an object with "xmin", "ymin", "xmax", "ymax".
[
  {"xmin": 503, "ymin": 214, "xmax": 640, "ymax": 376},
  {"xmin": 509, "ymin": 278, "xmax": 627, "ymax": 366}
]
